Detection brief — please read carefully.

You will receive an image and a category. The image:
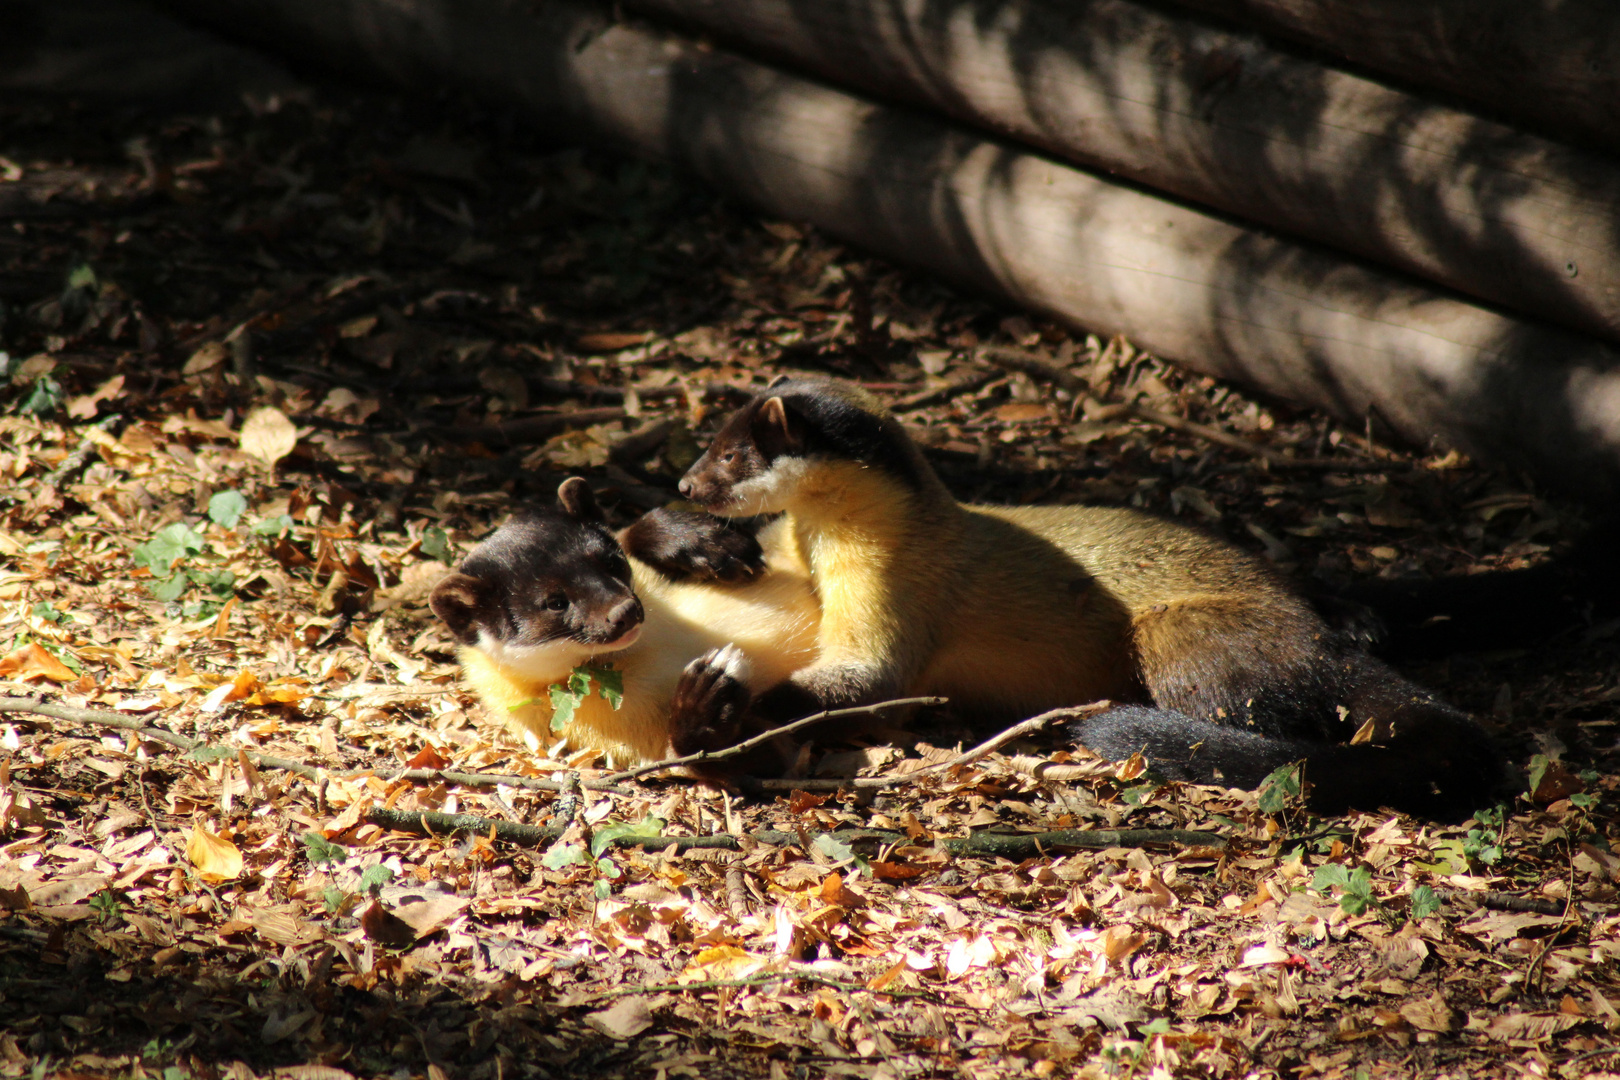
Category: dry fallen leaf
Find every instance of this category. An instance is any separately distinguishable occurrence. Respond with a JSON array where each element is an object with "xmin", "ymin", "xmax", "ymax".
[
  {"xmin": 239, "ymin": 406, "xmax": 298, "ymax": 469},
  {"xmin": 0, "ymin": 642, "xmax": 78, "ymax": 683},
  {"xmin": 584, "ymin": 997, "xmax": 657, "ymax": 1040},
  {"xmin": 185, "ymin": 826, "xmax": 243, "ymax": 883},
  {"xmin": 360, "ymin": 899, "xmax": 420, "ymax": 949}
]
